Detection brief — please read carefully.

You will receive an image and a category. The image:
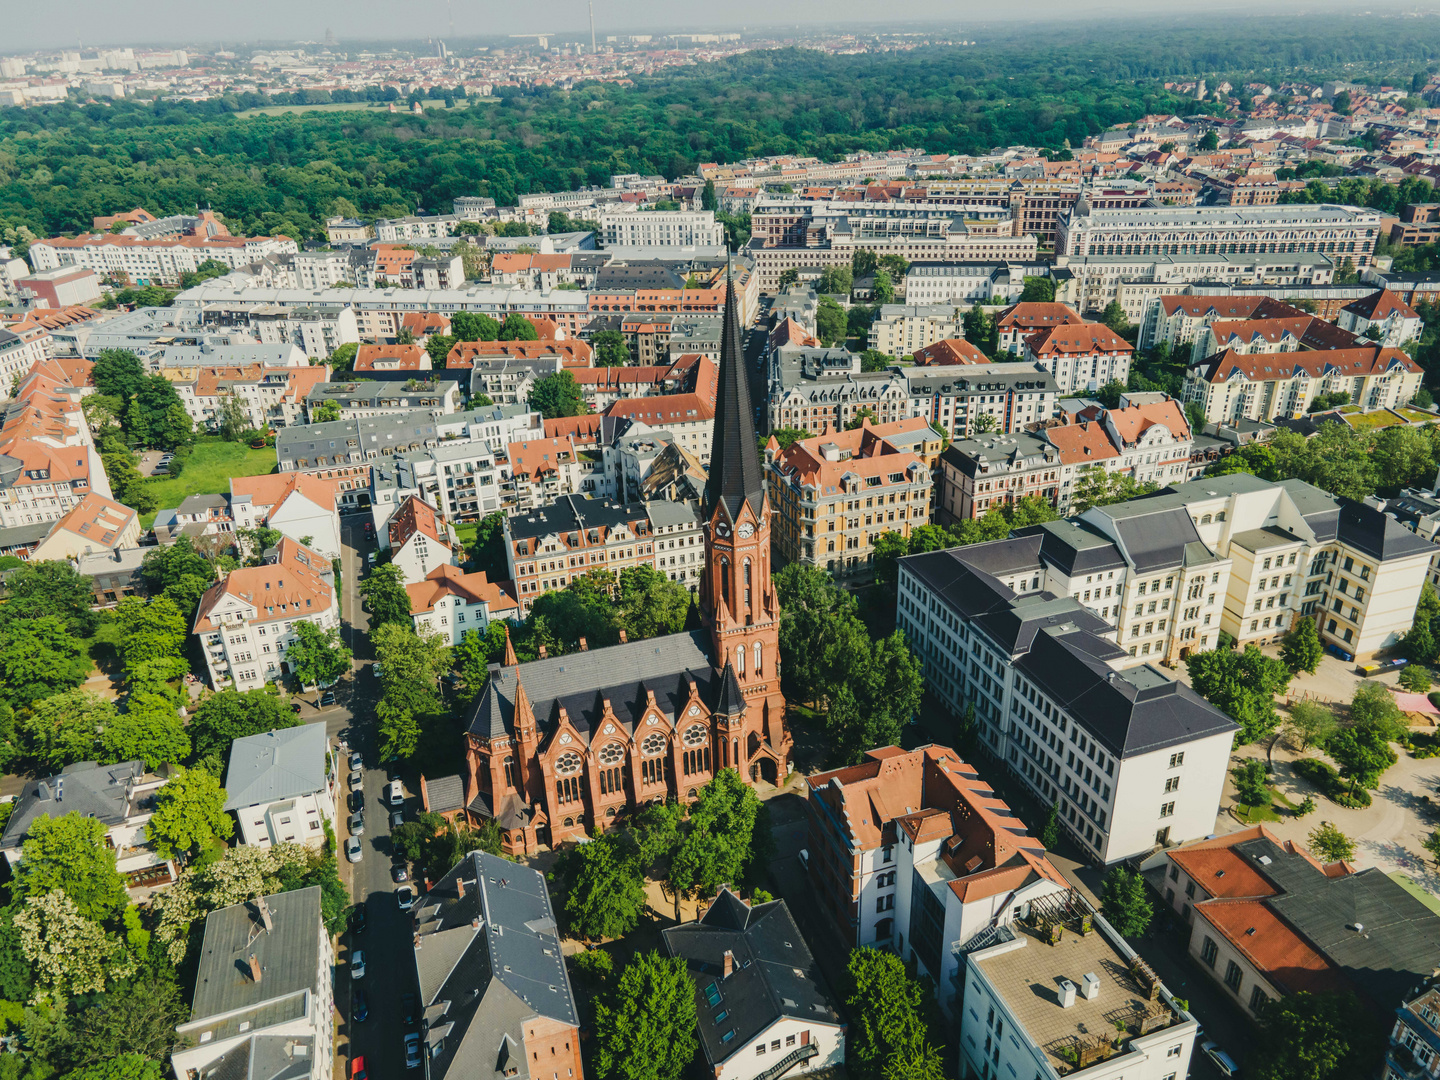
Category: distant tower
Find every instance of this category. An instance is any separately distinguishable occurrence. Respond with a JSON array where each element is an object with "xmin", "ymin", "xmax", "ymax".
[
  {"xmin": 589, "ymin": 1, "xmax": 597, "ymax": 53},
  {"xmin": 324, "ymin": 27, "xmax": 336, "ymax": 48}
]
